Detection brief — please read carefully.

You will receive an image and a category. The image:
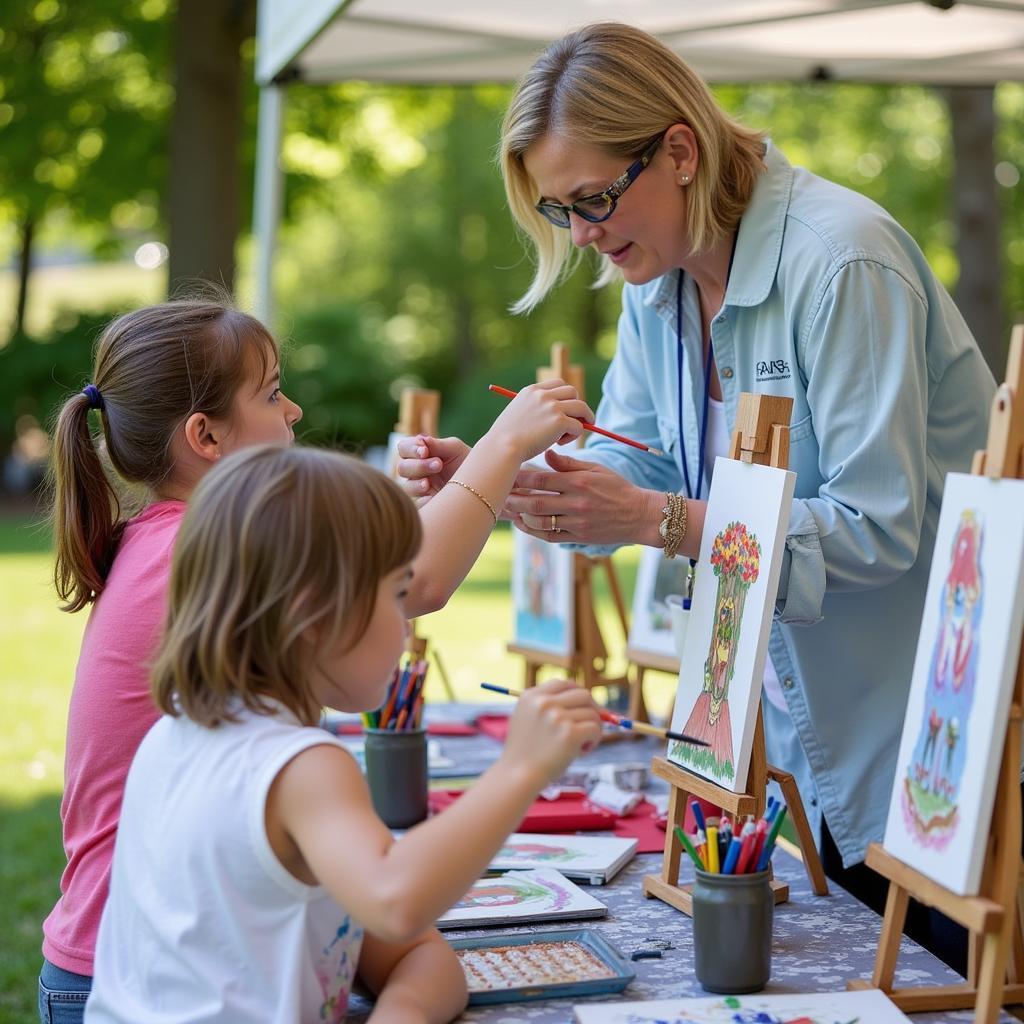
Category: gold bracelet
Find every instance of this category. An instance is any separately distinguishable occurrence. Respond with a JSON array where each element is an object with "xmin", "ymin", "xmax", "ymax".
[
  {"xmin": 659, "ymin": 492, "xmax": 688, "ymax": 559},
  {"xmin": 448, "ymin": 479, "xmax": 498, "ymax": 525}
]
